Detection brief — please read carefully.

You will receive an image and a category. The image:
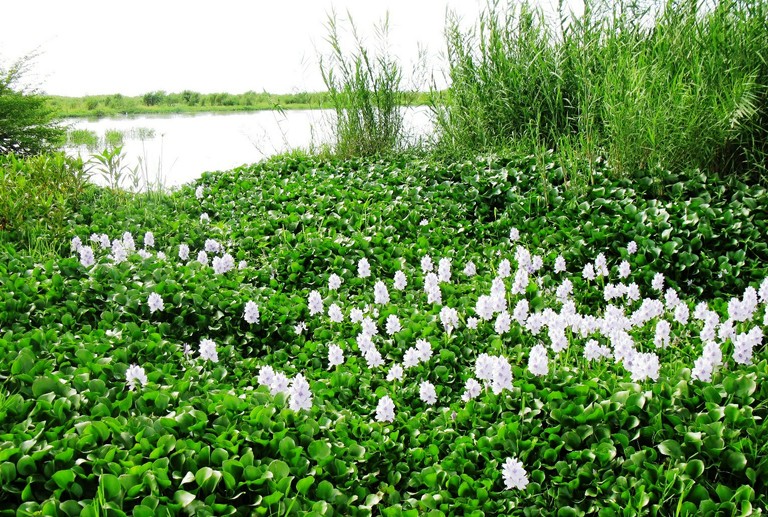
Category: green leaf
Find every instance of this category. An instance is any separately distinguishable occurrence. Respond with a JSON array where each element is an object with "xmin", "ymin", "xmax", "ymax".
[
  {"xmin": 174, "ymin": 490, "xmax": 196, "ymax": 507},
  {"xmin": 52, "ymin": 469, "xmax": 75, "ymax": 489},
  {"xmin": 658, "ymin": 440, "xmax": 683, "ymax": 458},
  {"xmin": 297, "ymin": 476, "xmax": 315, "ymax": 495},
  {"xmin": 308, "ymin": 440, "xmax": 331, "ymax": 461}
]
